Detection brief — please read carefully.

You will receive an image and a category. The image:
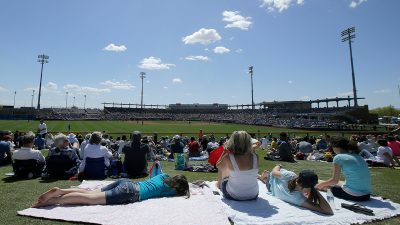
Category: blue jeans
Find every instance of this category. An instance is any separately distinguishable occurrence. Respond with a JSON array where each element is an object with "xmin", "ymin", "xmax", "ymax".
[{"xmin": 101, "ymin": 179, "xmax": 140, "ymax": 205}]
